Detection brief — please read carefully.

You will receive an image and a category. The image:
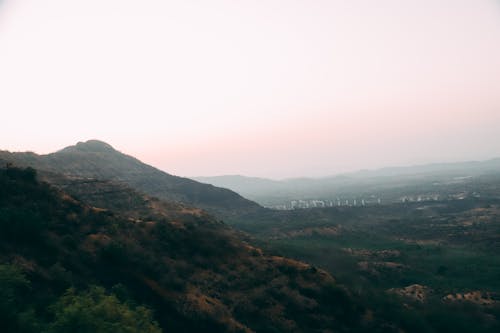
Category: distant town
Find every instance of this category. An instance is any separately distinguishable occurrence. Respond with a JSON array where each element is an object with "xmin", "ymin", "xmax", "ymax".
[
  {"xmin": 268, "ymin": 191, "xmax": 482, "ymax": 210},
  {"xmin": 269, "ymin": 197, "xmax": 382, "ymax": 210}
]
